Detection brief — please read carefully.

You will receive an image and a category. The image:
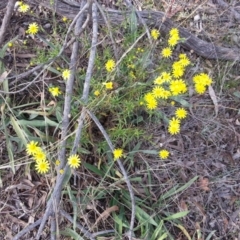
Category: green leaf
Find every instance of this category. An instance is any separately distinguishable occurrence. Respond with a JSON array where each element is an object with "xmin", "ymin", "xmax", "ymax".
[
  {"xmin": 10, "ymin": 116, "xmax": 27, "ymax": 146},
  {"xmin": 170, "ymin": 96, "xmax": 191, "ymax": 108},
  {"xmin": 151, "ymin": 220, "xmax": 164, "ymax": 240},
  {"xmin": 160, "ymin": 176, "xmax": 198, "ymax": 201},
  {"xmin": 135, "ymin": 206, "xmax": 158, "ymax": 226},
  {"xmin": 233, "ymin": 91, "xmax": 240, "ymax": 98},
  {"xmin": 60, "ymin": 228, "xmax": 84, "ymax": 240},
  {"xmin": 164, "ymin": 211, "xmax": 189, "ymax": 220},
  {"xmin": 83, "ymin": 162, "xmax": 104, "ymax": 177},
  {"xmin": 18, "ymin": 118, "xmax": 59, "ymax": 127},
  {"xmin": 67, "ymin": 186, "xmax": 77, "ymax": 231}
]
